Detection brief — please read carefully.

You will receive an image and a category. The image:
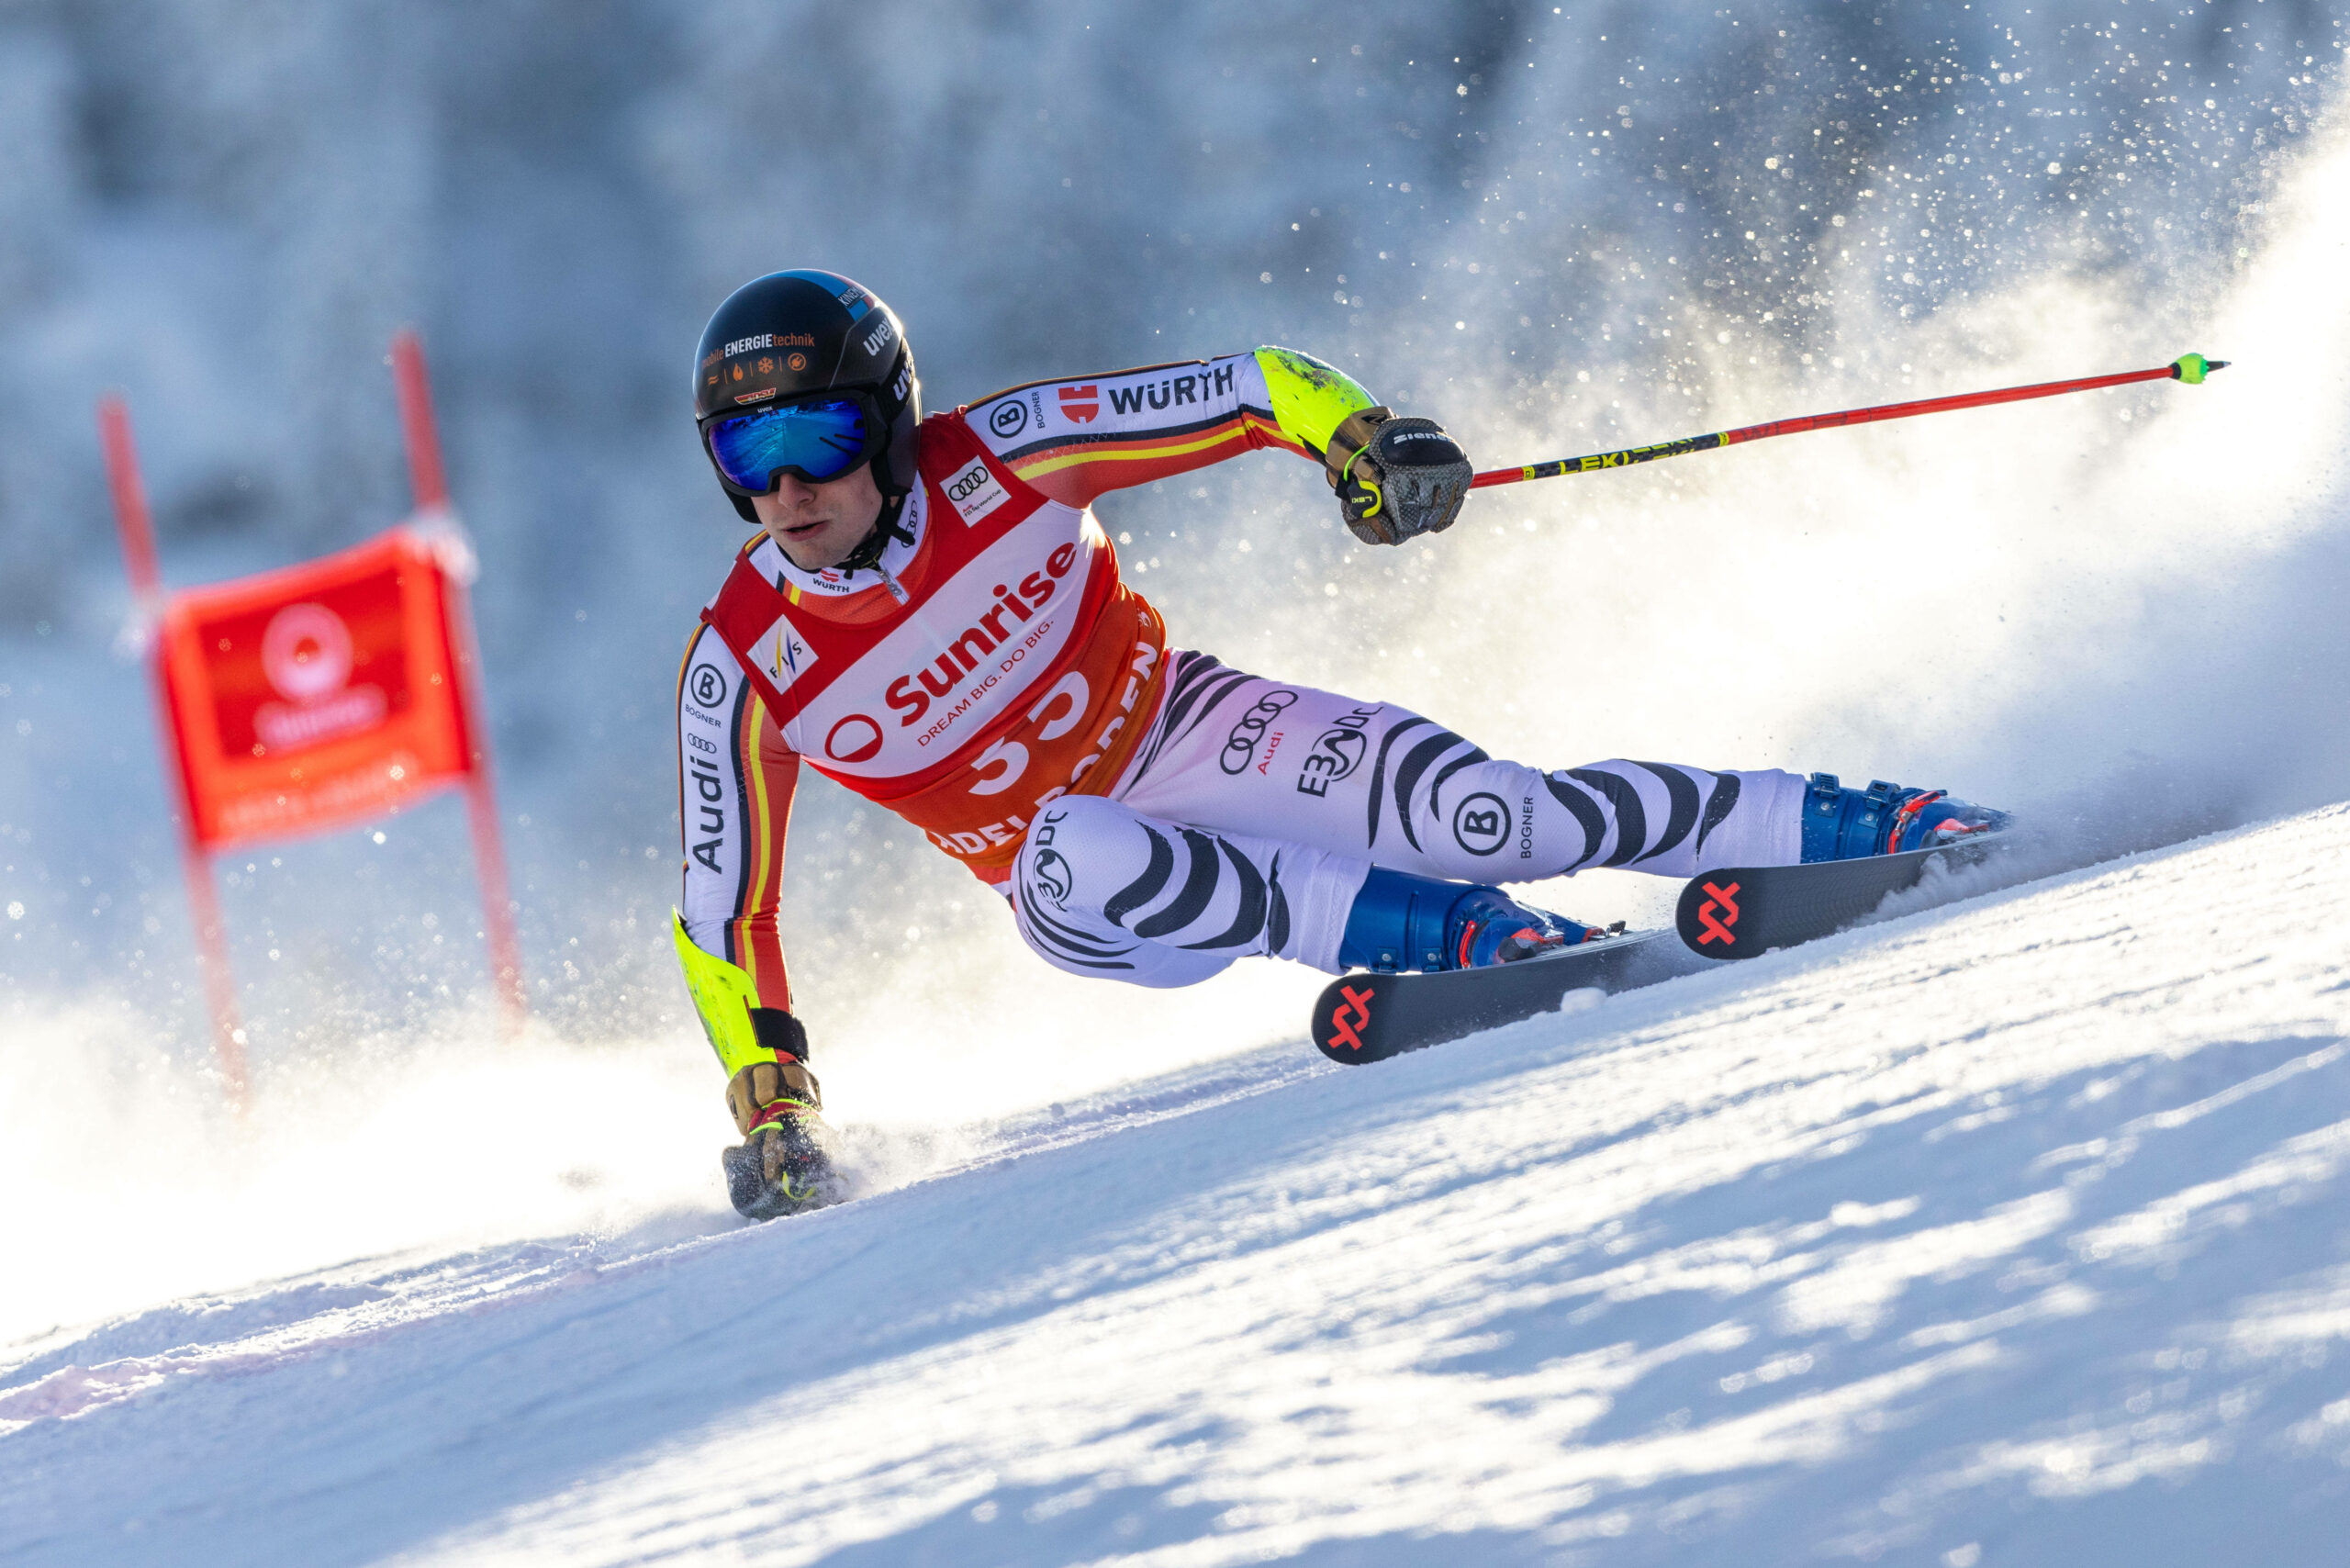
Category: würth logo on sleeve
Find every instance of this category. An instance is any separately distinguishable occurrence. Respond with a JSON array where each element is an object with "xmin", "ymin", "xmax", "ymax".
[{"xmin": 1057, "ymin": 385, "xmax": 1100, "ymax": 424}]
